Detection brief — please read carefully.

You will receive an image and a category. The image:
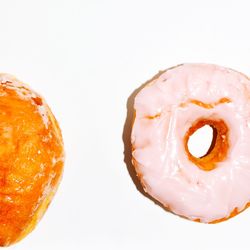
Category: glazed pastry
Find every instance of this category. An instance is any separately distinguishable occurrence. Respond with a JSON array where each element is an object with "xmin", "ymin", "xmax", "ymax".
[
  {"xmin": 131, "ymin": 63, "xmax": 250, "ymax": 223},
  {"xmin": 0, "ymin": 74, "xmax": 64, "ymax": 246}
]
